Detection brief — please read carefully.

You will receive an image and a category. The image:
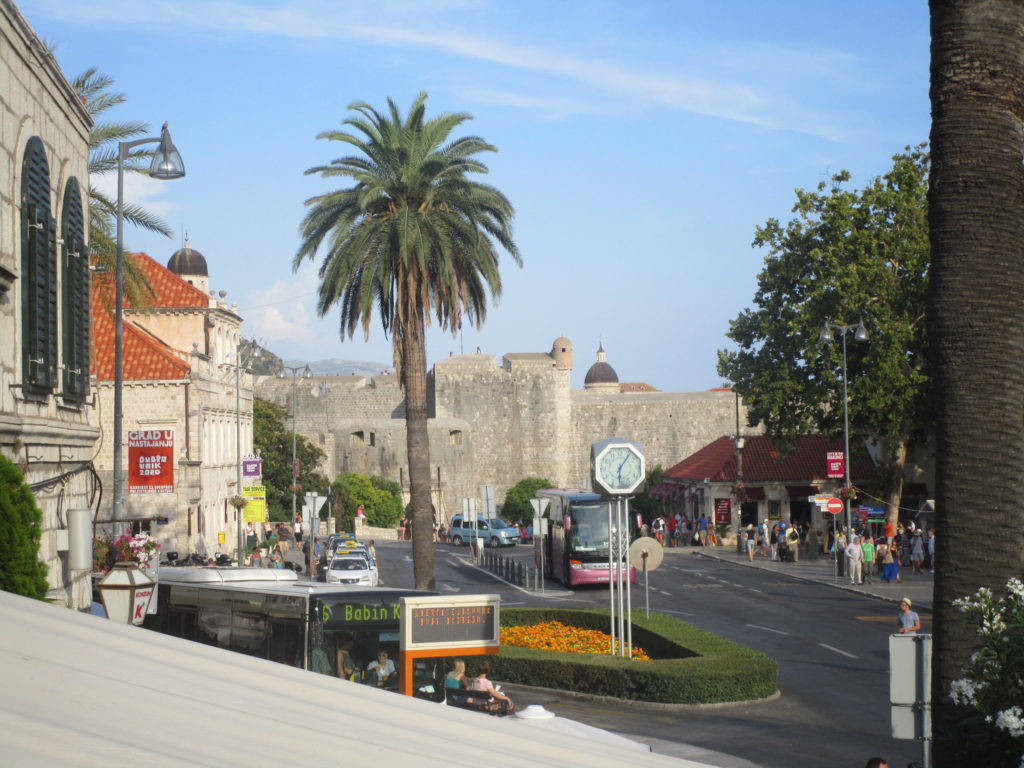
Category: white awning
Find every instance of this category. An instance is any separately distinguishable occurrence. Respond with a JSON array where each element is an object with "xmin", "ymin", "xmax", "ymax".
[{"xmin": 0, "ymin": 590, "xmax": 715, "ymax": 767}]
